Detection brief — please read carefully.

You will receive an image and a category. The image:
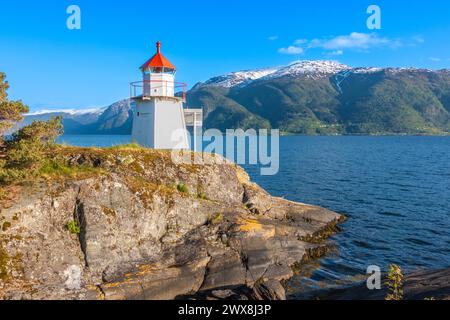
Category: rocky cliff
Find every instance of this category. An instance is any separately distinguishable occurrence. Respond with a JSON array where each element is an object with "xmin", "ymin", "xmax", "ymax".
[{"xmin": 0, "ymin": 146, "xmax": 342, "ymax": 300}]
